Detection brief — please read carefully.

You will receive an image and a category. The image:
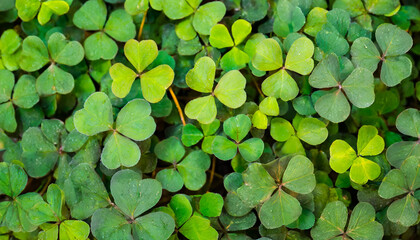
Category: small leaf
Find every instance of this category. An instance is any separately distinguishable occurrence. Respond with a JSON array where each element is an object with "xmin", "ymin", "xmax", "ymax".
[
  {"xmin": 74, "ymin": 92, "xmax": 113, "ymax": 136},
  {"xmin": 116, "ymin": 99, "xmax": 156, "ymax": 141},
  {"xmin": 223, "ymin": 114, "xmax": 251, "ymax": 142},
  {"xmin": 285, "ymin": 37, "xmax": 314, "ymax": 75},
  {"xmin": 186, "ymin": 56, "xmax": 215, "ymax": 93},
  {"xmin": 342, "ymin": 68, "xmax": 375, "ymax": 108},
  {"xmin": 209, "ymin": 24, "xmax": 234, "ymax": 49},
  {"xmin": 181, "ymin": 124, "xmax": 204, "ymax": 147},
  {"xmin": 104, "ymin": 9, "xmax": 136, "ymax": 42},
  {"xmin": 282, "ymin": 155, "xmax": 316, "ymax": 194},
  {"xmin": 199, "ymin": 192, "xmax": 224, "ymax": 217},
  {"xmin": 47, "ymin": 32, "xmax": 84, "ymax": 66},
  {"xmin": 59, "ymin": 220, "xmax": 90, "ymax": 240},
  {"xmin": 178, "ymin": 150, "xmax": 211, "ymax": 191},
  {"xmin": 154, "ymin": 136, "xmax": 185, "ymax": 163},
  {"xmin": 310, "ymin": 201, "xmax": 348, "ymax": 240},
  {"xmin": 0, "ymin": 162, "xmax": 27, "ymax": 198},
  {"xmin": 270, "ymin": 118, "xmax": 295, "ymax": 142},
  {"xmin": 19, "ymin": 36, "xmax": 49, "ymax": 72},
  {"xmin": 212, "ymin": 136, "xmax": 238, "ymax": 161},
  {"xmin": 193, "ymin": 2, "xmax": 226, "ymax": 35},
  {"xmin": 252, "ymin": 39, "xmax": 283, "ymax": 71},
  {"xmin": 0, "ymin": 70, "xmax": 14, "ymax": 103},
  {"xmin": 261, "ymin": 69, "xmax": 299, "ymax": 101},
  {"xmin": 314, "ymin": 89, "xmax": 350, "ymax": 123},
  {"xmin": 396, "ymin": 108, "xmax": 420, "ymax": 138},
  {"xmin": 111, "ymin": 170, "xmax": 162, "ymax": 218},
  {"xmin": 125, "ymin": 39, "xmax": 158, "ymax": 74},
  {"xmin": 329, "ymin": 140, "xmax": 357, "ymax": 173},
  {"xmin": 132, "ymin": 212, "xmax": 175, "ymax": 240},
  {"xmin": 238, "ymin": 138, "xmax": 264, "ymax": 162},
  {"xmin": 357, "ymin": 125, "xmax": 385, "ymax": 156},
  {"xmin": 376, "ymin": 23, "xmax": 413, "ymax": 57},
  {"xmin": 73, "ymin": 0, "xmax": 107, "ymax": 30},
  {"xmin": 12, "ymin": 75, "xmax": 39, "ymax": 109},
  {"xmin": 185, "ymin": 95, "xmax": 217, "ymax": 124},
  {"xmin": 110, "ymin": 63, "xmax": 137, "ymax": 98},
  {"xmin": 296, "ymin": 118, "xmax": 328, "ymax": 145},
  {"xmin": 232, "ymin": 19, "xmax": 252, "ymax": 45},
  {"xmin": 141, "ymin": 65, "xmax": 174, "ymax": 103},
  {"xmin": 350, "ymin": 157, "xmax": 381, "ymax": 184},
  {"xmin": 101, "ymin": 132, "xmax": 141, "ymax": 169}
]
